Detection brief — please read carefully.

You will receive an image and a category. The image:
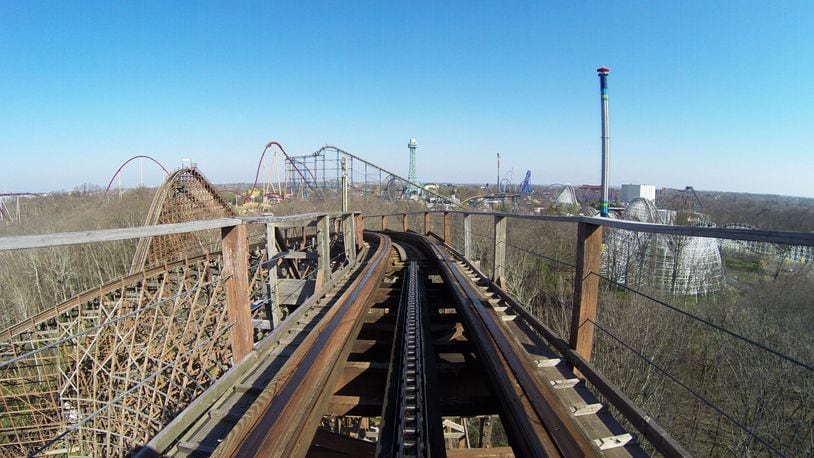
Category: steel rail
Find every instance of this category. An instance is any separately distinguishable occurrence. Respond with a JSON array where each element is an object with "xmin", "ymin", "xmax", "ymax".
[
  {"xmin": 104, "ymin": 155, "xmax": 170, "ymax": 193},
  {"xmin": 213, "ymin": 232, "xmax": 392, "ymax": 457},
  {"xmin": 391, "ymin": 231, "xmax": 600, "ymax": 457},
  {"xmin": 306, "ymin": 145, "xmax": 463, "ymax": 208}
]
